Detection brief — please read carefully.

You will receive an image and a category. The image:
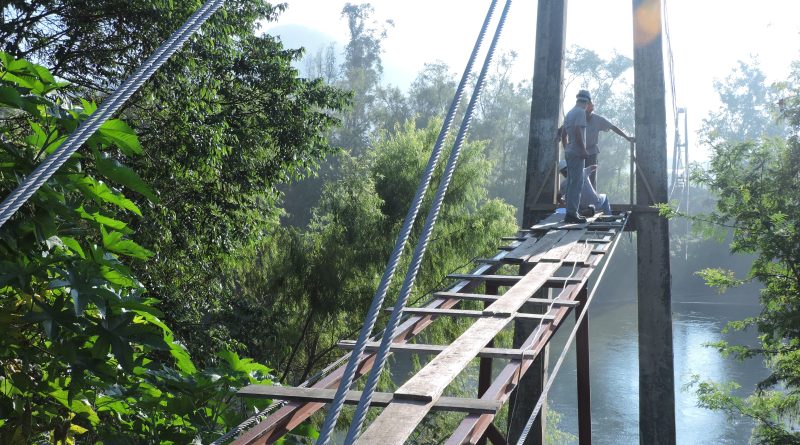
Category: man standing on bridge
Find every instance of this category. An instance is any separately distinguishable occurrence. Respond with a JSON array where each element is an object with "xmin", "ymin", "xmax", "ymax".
[
  {"xmin": 585, "ymin": 99, "xmax": 635, "ymax": 187},
  {"xmin": 562, "ymin": 90, "xmax": 592, "ymax": 224}
]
